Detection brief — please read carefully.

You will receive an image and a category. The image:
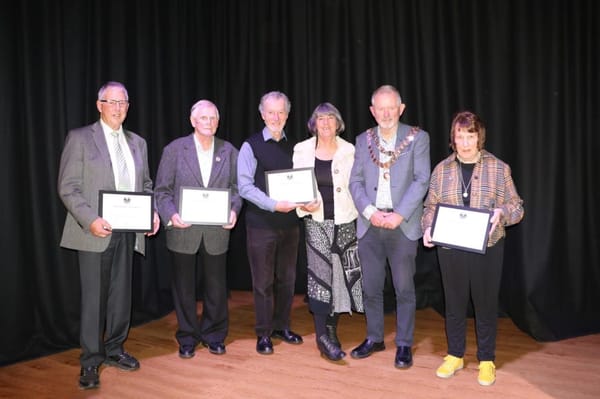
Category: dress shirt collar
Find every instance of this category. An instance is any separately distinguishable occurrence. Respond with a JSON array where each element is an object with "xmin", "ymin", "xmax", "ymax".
[
  {"xmin": 100, "ymin": 119, "xmax": 123, "ymax": 136},
  {"xmin": 262, "ymin": 127, "xmax": 287, "ymax": 142}
]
